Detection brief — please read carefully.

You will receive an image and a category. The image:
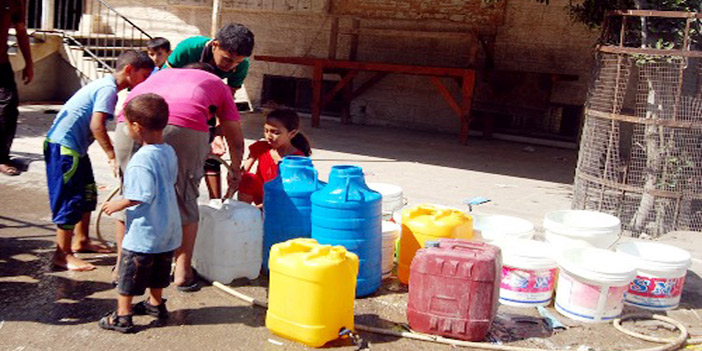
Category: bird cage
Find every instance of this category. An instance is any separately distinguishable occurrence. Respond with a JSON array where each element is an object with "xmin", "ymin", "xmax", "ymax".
[{"xmin": 573, "ymin": 10, "xmax": 701, "ymax": 236}]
